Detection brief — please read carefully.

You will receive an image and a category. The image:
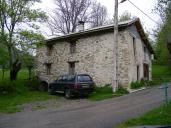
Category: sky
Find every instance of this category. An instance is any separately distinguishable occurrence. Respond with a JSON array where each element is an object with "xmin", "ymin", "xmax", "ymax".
[{"xmin": 36, "ymin": 0, "xmax": 161, "ymax": 37}]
